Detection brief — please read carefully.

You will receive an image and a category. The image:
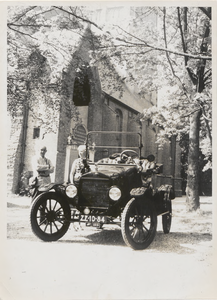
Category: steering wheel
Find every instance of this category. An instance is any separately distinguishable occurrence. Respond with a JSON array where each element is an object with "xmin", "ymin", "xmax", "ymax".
[{"xmin": 120, "ymin": 150, "xmax": 139, "ymax": 162}]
